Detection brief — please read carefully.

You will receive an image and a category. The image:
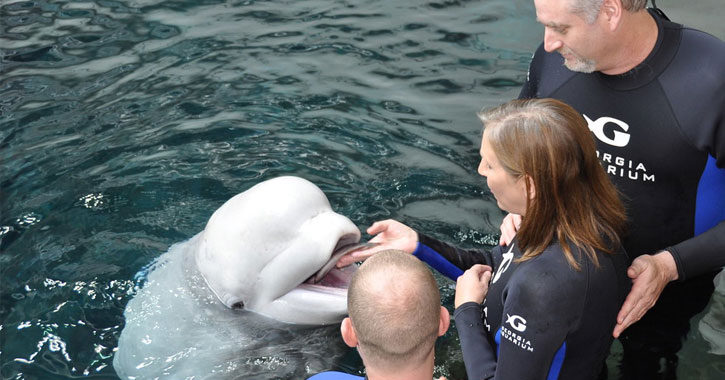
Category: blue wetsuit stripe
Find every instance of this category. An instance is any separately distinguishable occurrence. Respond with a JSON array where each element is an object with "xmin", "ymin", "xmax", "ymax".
[
  {"xmin": 695, "ymin": 156, "xmax": 725, "ymax": 235},
  {"xmin": 306, "ymin": 371, "xmax": 364, "ymax": 379},
  {"xmin": 495, "ymin": 327, "xmax": 566, "ymax": 380},
  {"xmin": 494, "ymin": 327, "xmax": 502, "ymax": 358},
  {"xmin": 546, "ymin": 343, "xmax": 567, "ymax": 380},
  {"xmin": 413, "ymin": 242, "xmax": 465, "ymax": 280}
]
